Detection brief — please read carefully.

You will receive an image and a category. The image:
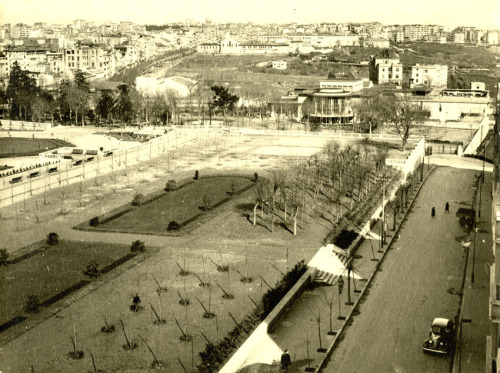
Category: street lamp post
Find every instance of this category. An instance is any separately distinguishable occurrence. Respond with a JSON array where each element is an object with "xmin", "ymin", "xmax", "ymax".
[
  {"xmin": 378, "ymin": 174, "xmax": 390, "ymax": 252},
  {"xmin": 472, "ymin": 225, "xmax": 477, "ymax": 284}
]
